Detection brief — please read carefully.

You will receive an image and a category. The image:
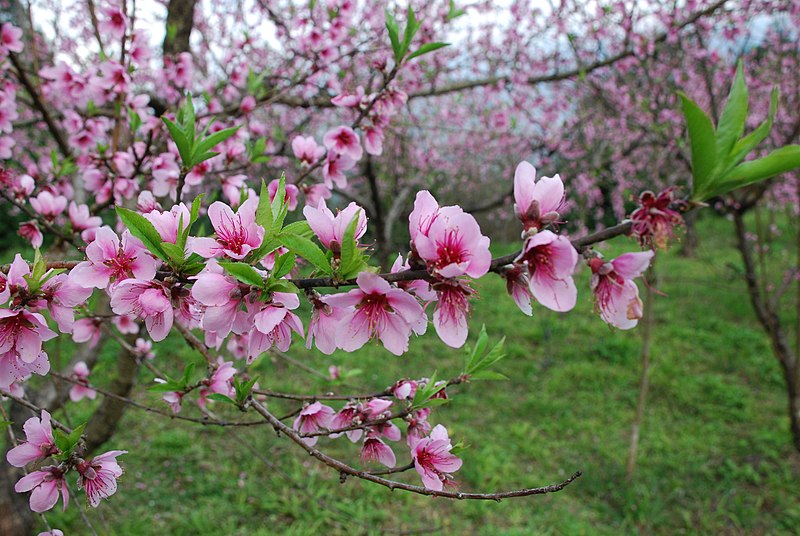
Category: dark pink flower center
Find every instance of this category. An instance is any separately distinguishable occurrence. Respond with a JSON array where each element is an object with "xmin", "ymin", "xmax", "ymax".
[
  {"xmin": 435, "ymin": 230, "xmax": 466, "ymax": 268},
  {"xmin": 216, "ymin": 213, "xmax": 249, "ymax": 255}
]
